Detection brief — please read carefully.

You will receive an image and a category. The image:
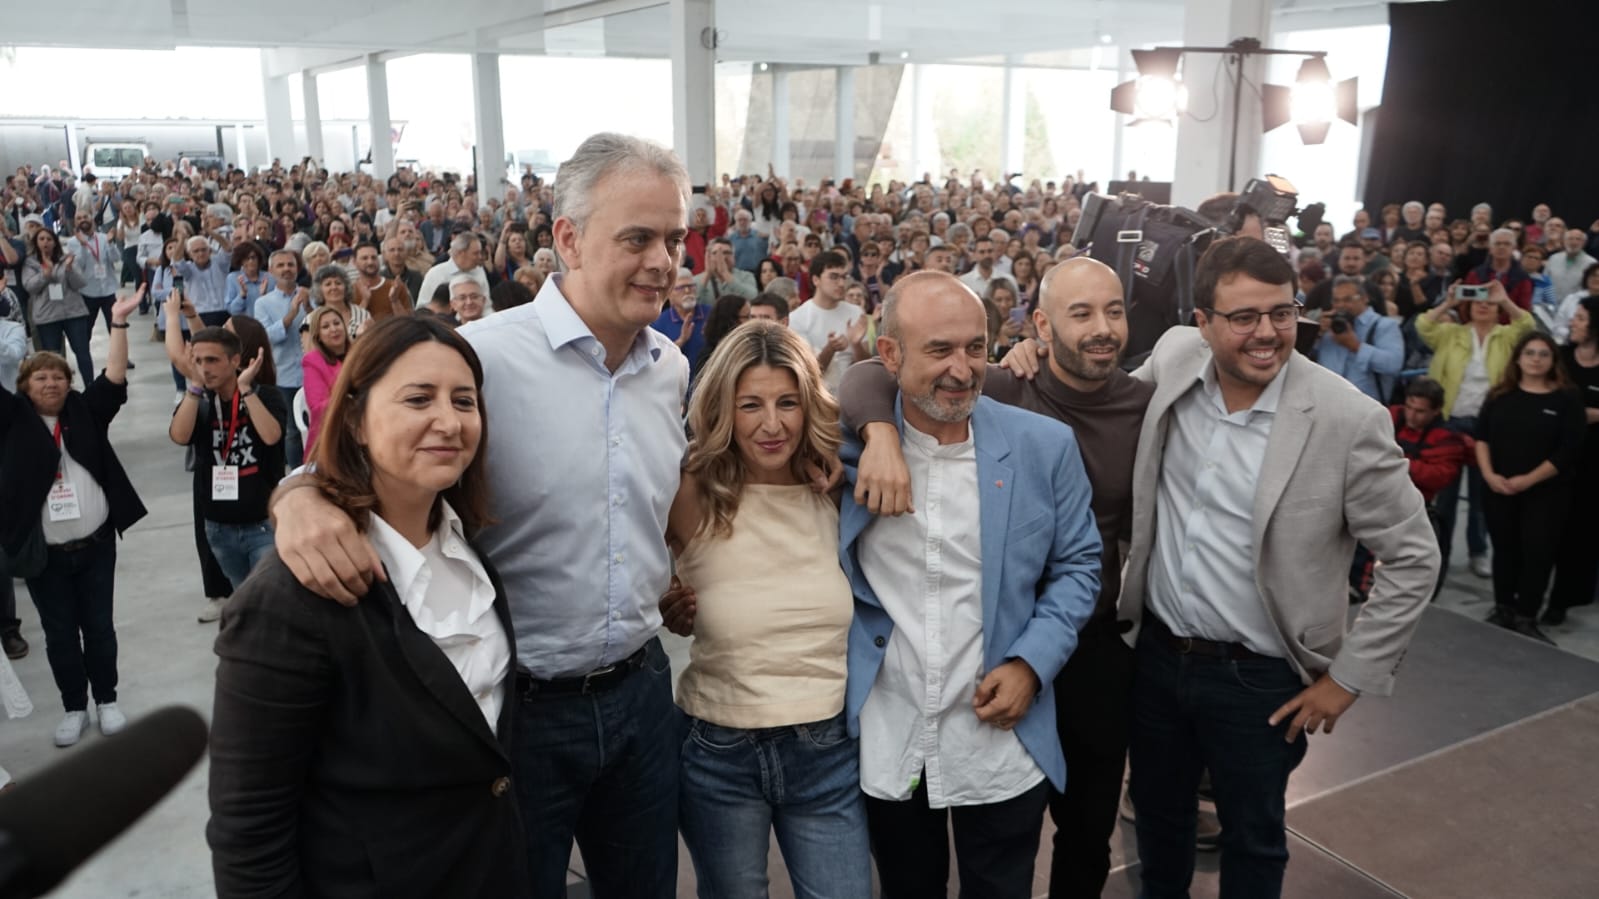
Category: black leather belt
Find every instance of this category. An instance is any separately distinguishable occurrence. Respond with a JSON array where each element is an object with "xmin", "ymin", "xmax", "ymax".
[
  {"xmin": 516, "ymin": 644, "xmax": 650, "ymax": 697},
  {"xmin": 1146, "ymin": 614, "xmax": 1270, "ymax": 661},
  {"xmin": 48, "ymin": 523, "xmax": 113, "ymax": 555}
]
